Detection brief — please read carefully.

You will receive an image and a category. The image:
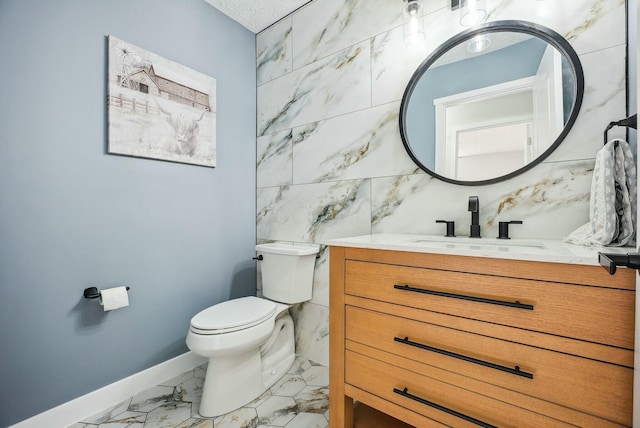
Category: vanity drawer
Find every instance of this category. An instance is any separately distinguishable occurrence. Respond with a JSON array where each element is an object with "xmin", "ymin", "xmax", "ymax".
[
  {"xmin": 345, "ymin": 350, "xmax": 576, "ymax": 428},
  {"xmin": 345, "ymin": 260, "xmax": 635, "ymax": 349},
  {"xmin": 346, "ymin": 306, "xmax": 632, "ymax": 426}
]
